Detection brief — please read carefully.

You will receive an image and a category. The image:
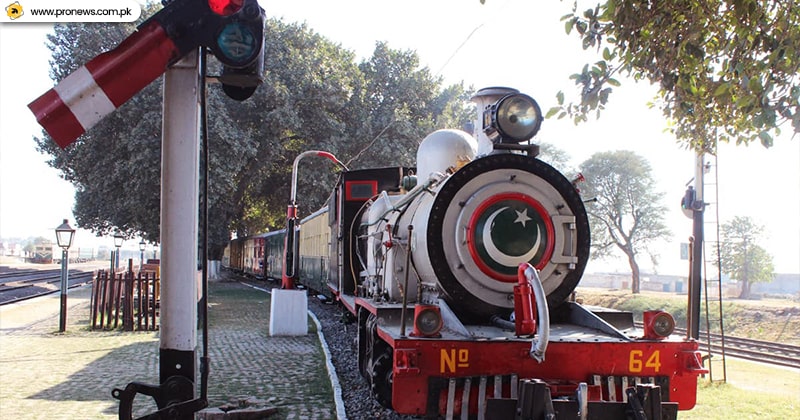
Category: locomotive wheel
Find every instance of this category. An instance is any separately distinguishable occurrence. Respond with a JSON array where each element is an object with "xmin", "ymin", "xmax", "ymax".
[
  {"xmin": 359, "ymin": 310, "xmax": 376, "ymax": 380},
  {"xmin": 370, "ymin": 345, "xmax": 394, "ymax": 409}
]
